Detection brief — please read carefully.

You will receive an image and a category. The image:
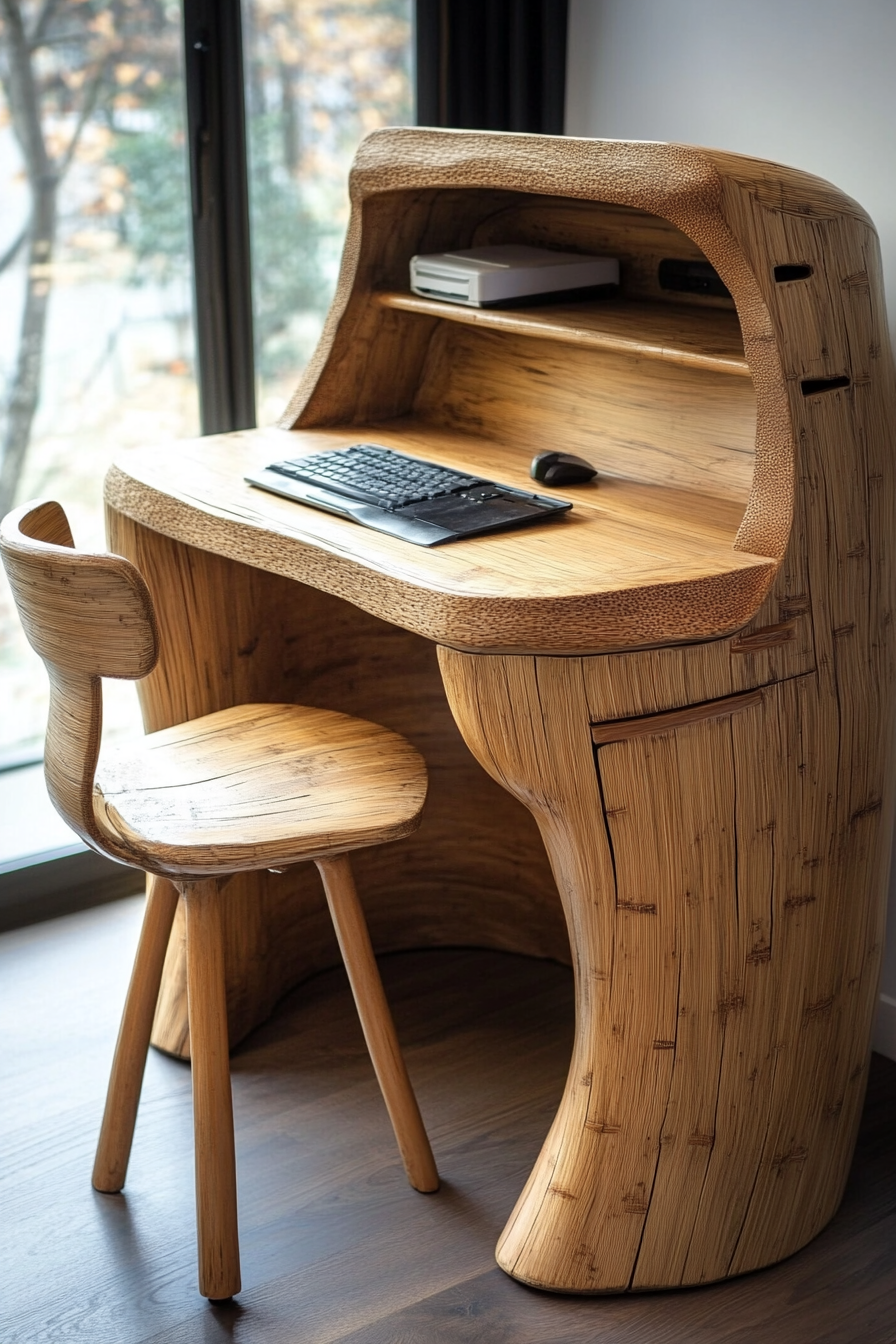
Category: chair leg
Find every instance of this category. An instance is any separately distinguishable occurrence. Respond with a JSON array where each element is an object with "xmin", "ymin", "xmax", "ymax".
[
  {"xmin": 93, "ymin": 875, "xmax": 180, "ymax": 1193},
  {"xmin": 316, "ymin": 854, "xmax": 439, "ymax": 1193},
  {"xmin": 182, "ymin": 878, "xmax": 241, "ymax": 1301}
]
